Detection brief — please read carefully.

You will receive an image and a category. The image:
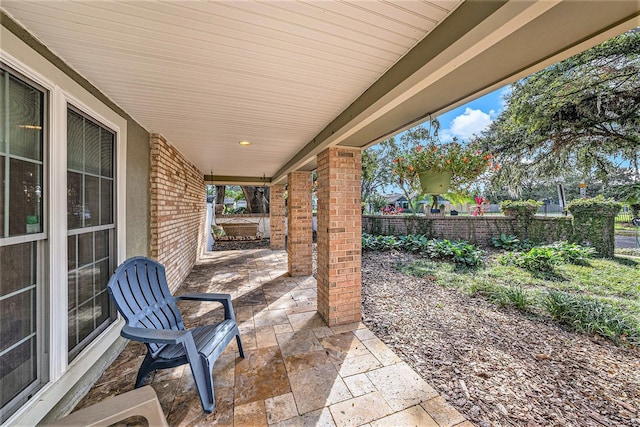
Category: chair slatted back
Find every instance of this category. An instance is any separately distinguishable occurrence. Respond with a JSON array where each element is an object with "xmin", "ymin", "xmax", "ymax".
[{"xmin": 107, "ymin": 257, "xmax": 185, "ymax": 357}]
